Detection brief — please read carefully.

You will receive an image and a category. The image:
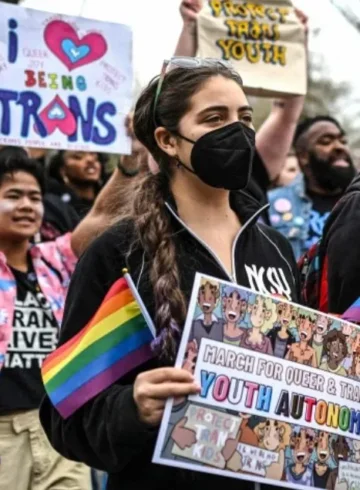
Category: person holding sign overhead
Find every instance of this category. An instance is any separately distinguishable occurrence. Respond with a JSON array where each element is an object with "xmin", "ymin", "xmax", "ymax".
[
  {"xmin": 175, "ymin": 0, "xmax": 308, "ymax": 223},
  {"xmin": 40, "ymin": 58, "xmax": 300, "ymax": 490}
]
